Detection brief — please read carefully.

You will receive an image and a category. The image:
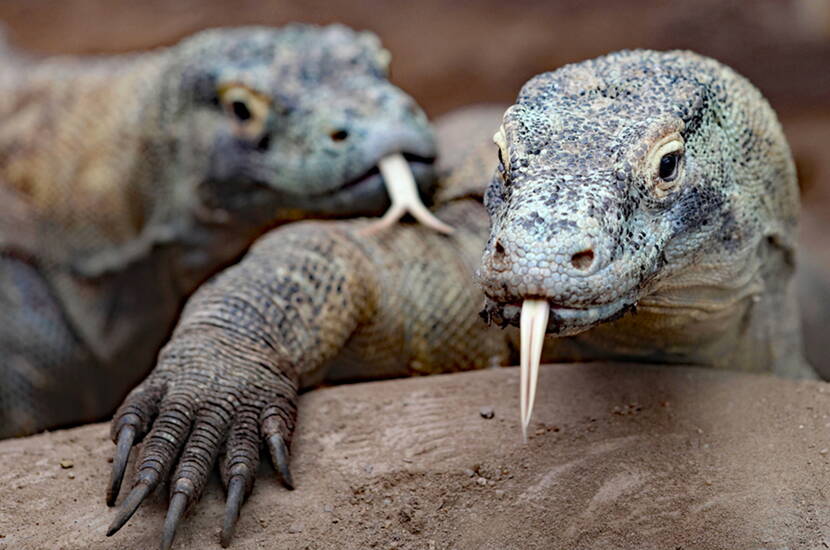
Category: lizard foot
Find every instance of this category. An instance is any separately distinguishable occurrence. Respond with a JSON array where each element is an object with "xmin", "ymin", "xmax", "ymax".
[{"xmin": 105, "ymin": 363, "xmax": 298, "ymax": 549}]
